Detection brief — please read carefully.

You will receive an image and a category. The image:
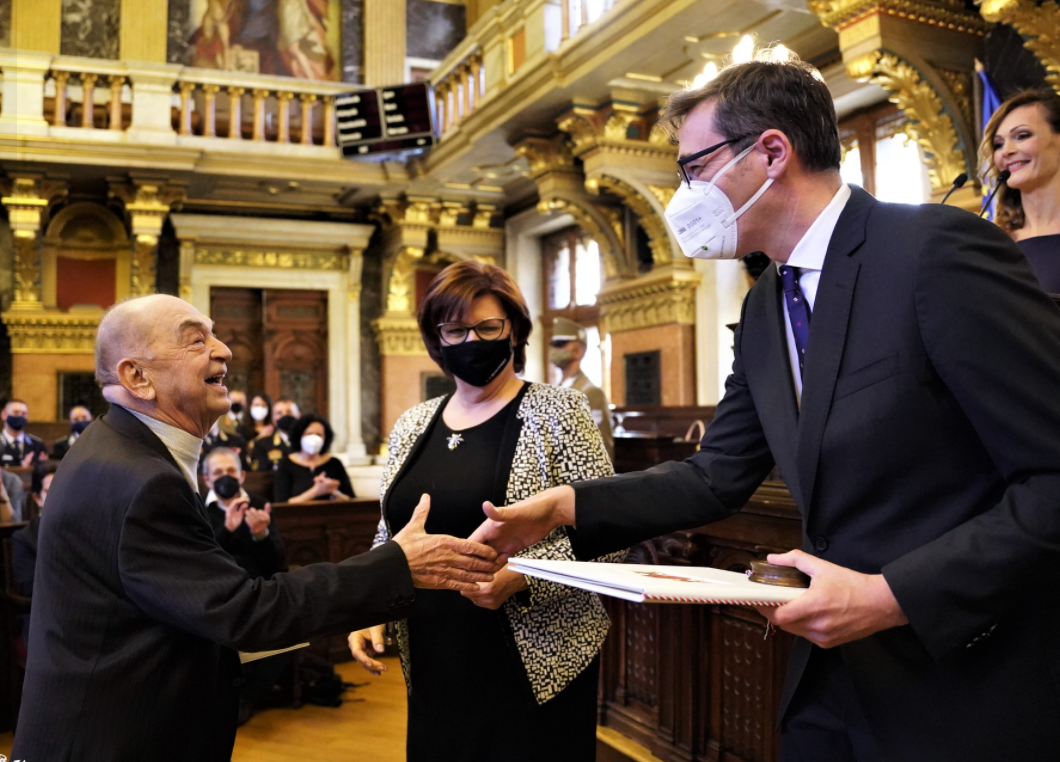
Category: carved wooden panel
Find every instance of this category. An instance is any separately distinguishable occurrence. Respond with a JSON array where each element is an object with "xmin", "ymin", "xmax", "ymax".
[
  {"xmin": 209, "ymin": 287, "xmax": 265, "ymax": 397},
  {"xmin": 598, "ymin": 484, "xmax": 801, "ymax": 762},
  {"xmin": 264, "ymin": 290, "xmax": 329, "ymax": 416}
]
